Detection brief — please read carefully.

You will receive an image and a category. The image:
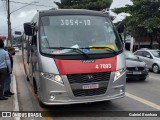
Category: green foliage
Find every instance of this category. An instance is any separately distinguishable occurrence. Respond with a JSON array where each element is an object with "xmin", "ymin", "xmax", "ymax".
[
  {"xmin": 54, "ymin": 0, "xmax": 112, "ymax": 11},
  {"xmin": 113, "ymin": 0, "xmax": 160, "ymax": 38}
]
